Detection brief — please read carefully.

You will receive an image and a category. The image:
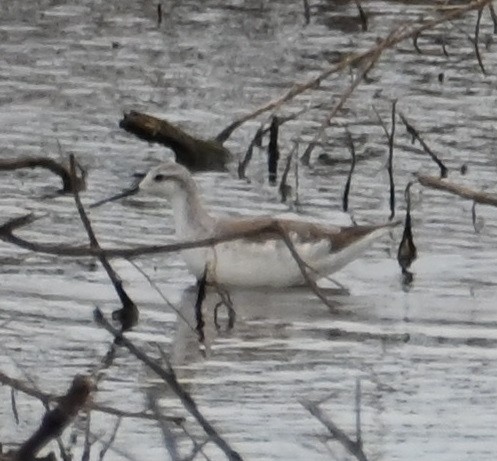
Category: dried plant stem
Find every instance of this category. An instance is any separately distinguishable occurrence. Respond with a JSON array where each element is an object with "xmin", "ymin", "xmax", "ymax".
[
  {"xmin": 93, "ymin": 309, "xmax": 244, "ymax": 461},
  {"xmin": 15, "ymin": 376, "xmax": 93, "ymax": 461},
  {"xmin": 302, "ymin": 400, "xmax": 369, "ymax": 461},
  {"xmin": 0, "ymin": 370, "xmax": 182, "ymax": 424},
  {"xmin": 398, "ymin": 113, "xmax": 448, "ymax": 178},
  {"xmin": 69, "ymin": 155, "xmax": 138, "ymax": 331},
  {"xmin": 216, "ymin": 0, "xmax": 491, "ymax": 143},
  {"xmin": 0, "ymin": 156, "xmax": 86, "ymax": 193},
  {"xmin": 417, "ymin": 174, "xmax": 497, "ymax": 207},
  {"xmin": 300, "ymin": 45, "xmax": 382, "ymax": 165}
]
